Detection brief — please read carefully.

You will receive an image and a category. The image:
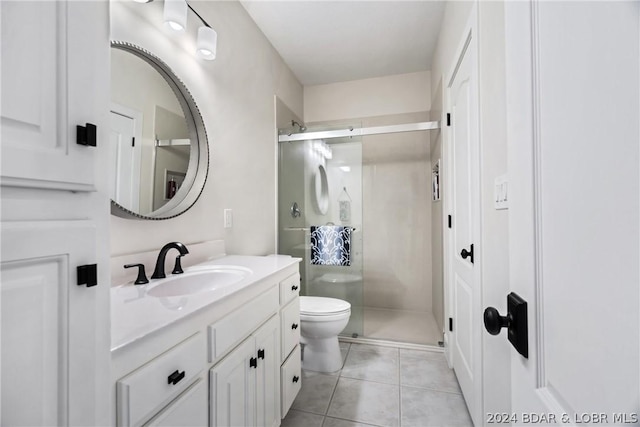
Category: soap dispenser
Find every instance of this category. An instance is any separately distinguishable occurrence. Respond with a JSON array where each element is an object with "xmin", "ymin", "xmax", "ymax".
[{"xmin": 338, "ymin": 187, "xmax": 351, "ymax": 223}]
